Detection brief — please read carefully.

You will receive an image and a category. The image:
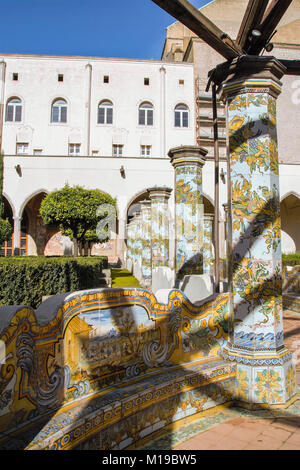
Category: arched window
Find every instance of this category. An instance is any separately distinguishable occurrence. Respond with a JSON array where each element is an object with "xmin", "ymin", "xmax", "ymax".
[
  {"xmin": 138, "ymin": 102, "xmax": 153, "ymax": 126},
  {"xmin": 98, "ymin": 100, "xmax": 113, "ymax": 124},
  {"xmin": 6, "ymin": 98, "xmax": 22, "ymax": 122},
  {"xmin": 174, "ymin": 104, "xmax": 189, "ymax": 128},
  {"xmin": 51, "ymin": 99, "xmax": 67, "ymax": 123}
]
